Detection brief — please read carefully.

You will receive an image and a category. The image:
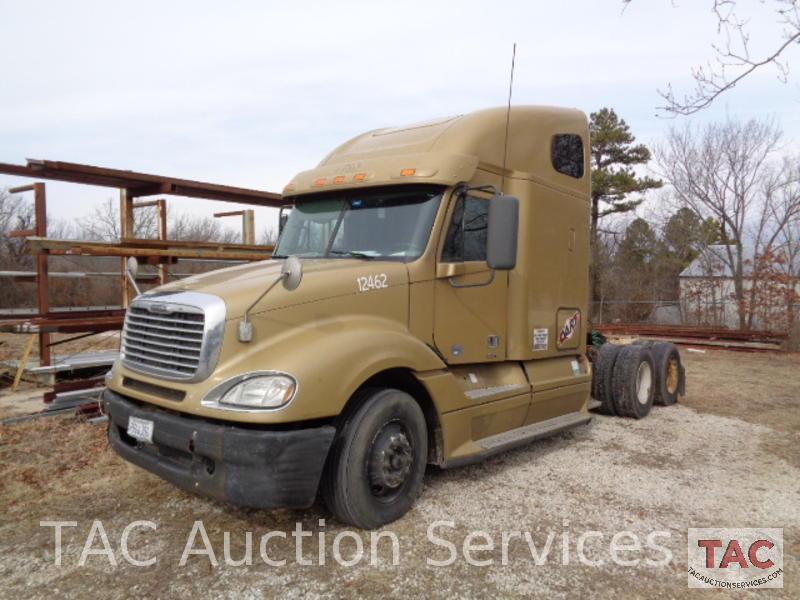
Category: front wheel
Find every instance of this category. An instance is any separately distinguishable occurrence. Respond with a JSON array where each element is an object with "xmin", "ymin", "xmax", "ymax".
[{"xmin": 321, "ymin": 388, "xmax": 428, "ymax": 529}]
